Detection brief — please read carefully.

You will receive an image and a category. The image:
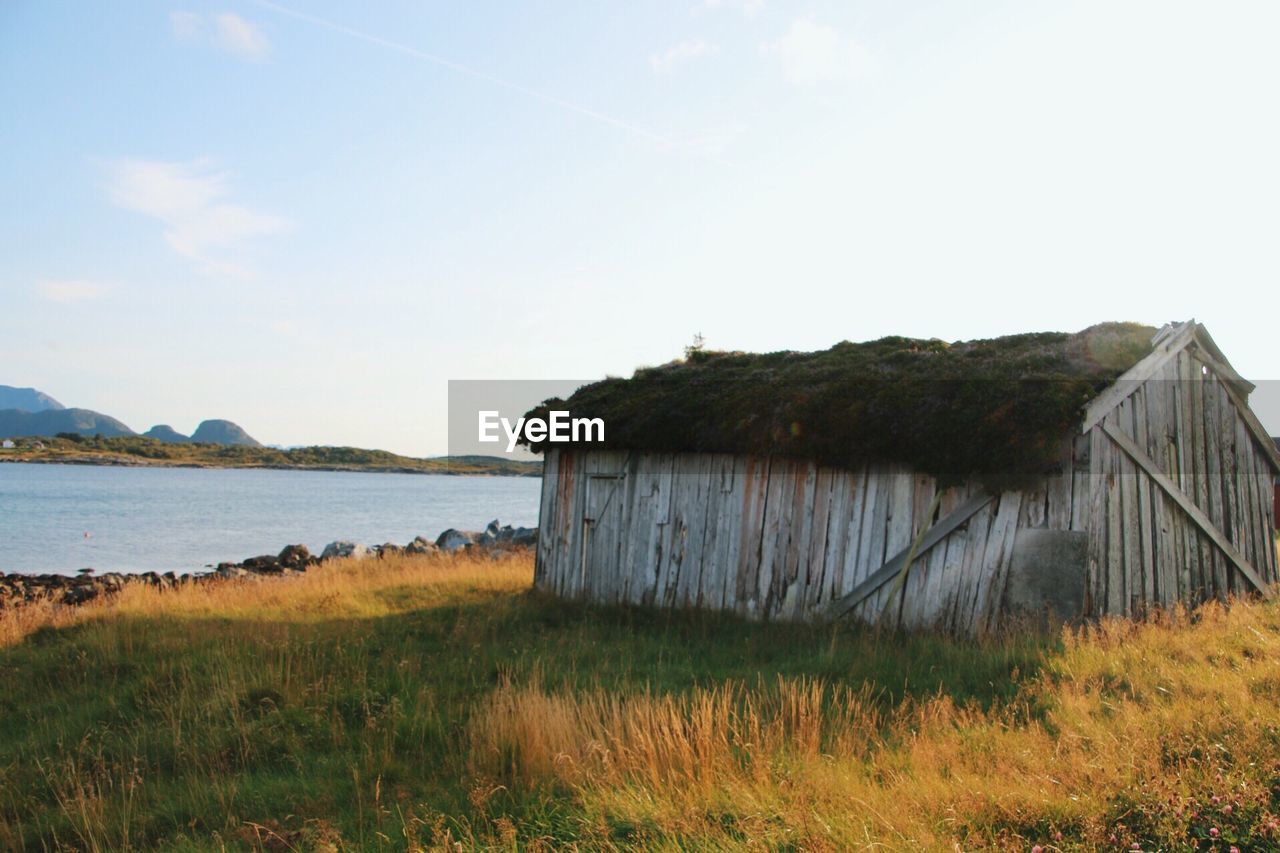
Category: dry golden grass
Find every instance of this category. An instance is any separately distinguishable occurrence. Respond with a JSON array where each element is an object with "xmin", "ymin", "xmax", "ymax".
[
  {"xmin": 4, "ymin": 547, "xmax": 1280, "ymax": 849},
  {"xmin": 0, "ymin": 548, "xmax": 533, "ymax": 647},
  {"xmin": 467, "ymin": 601, "xmax": 1280, "ymax": 849}
]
